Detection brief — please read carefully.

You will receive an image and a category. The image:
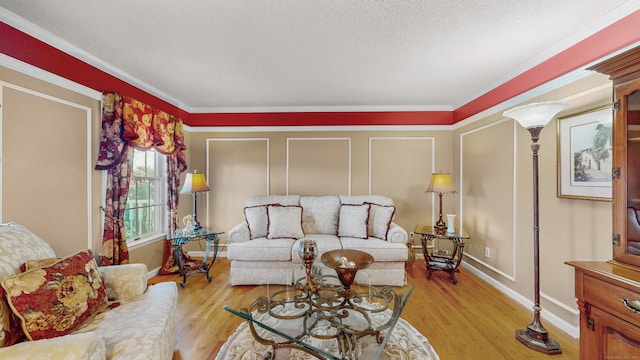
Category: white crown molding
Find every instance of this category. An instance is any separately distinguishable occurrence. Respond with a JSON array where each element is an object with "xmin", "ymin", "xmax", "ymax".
[
  {"xmin": 0, "ymin": 53, "xmax": 102, "ymax": 100},
  {"xmin": 1, "ymin": 7, "xmax": 455, "ymax": 114},
  {"xmin": 0, "ymin": 7, "xmax": 184, "ymax": 108},
  {"xmin": 453, "ymin": 1, "xmax": 640, "ymax": 110},
  {"xmin": 452, "ymin": 67, "xmax": 593, "ymax": 129}
]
